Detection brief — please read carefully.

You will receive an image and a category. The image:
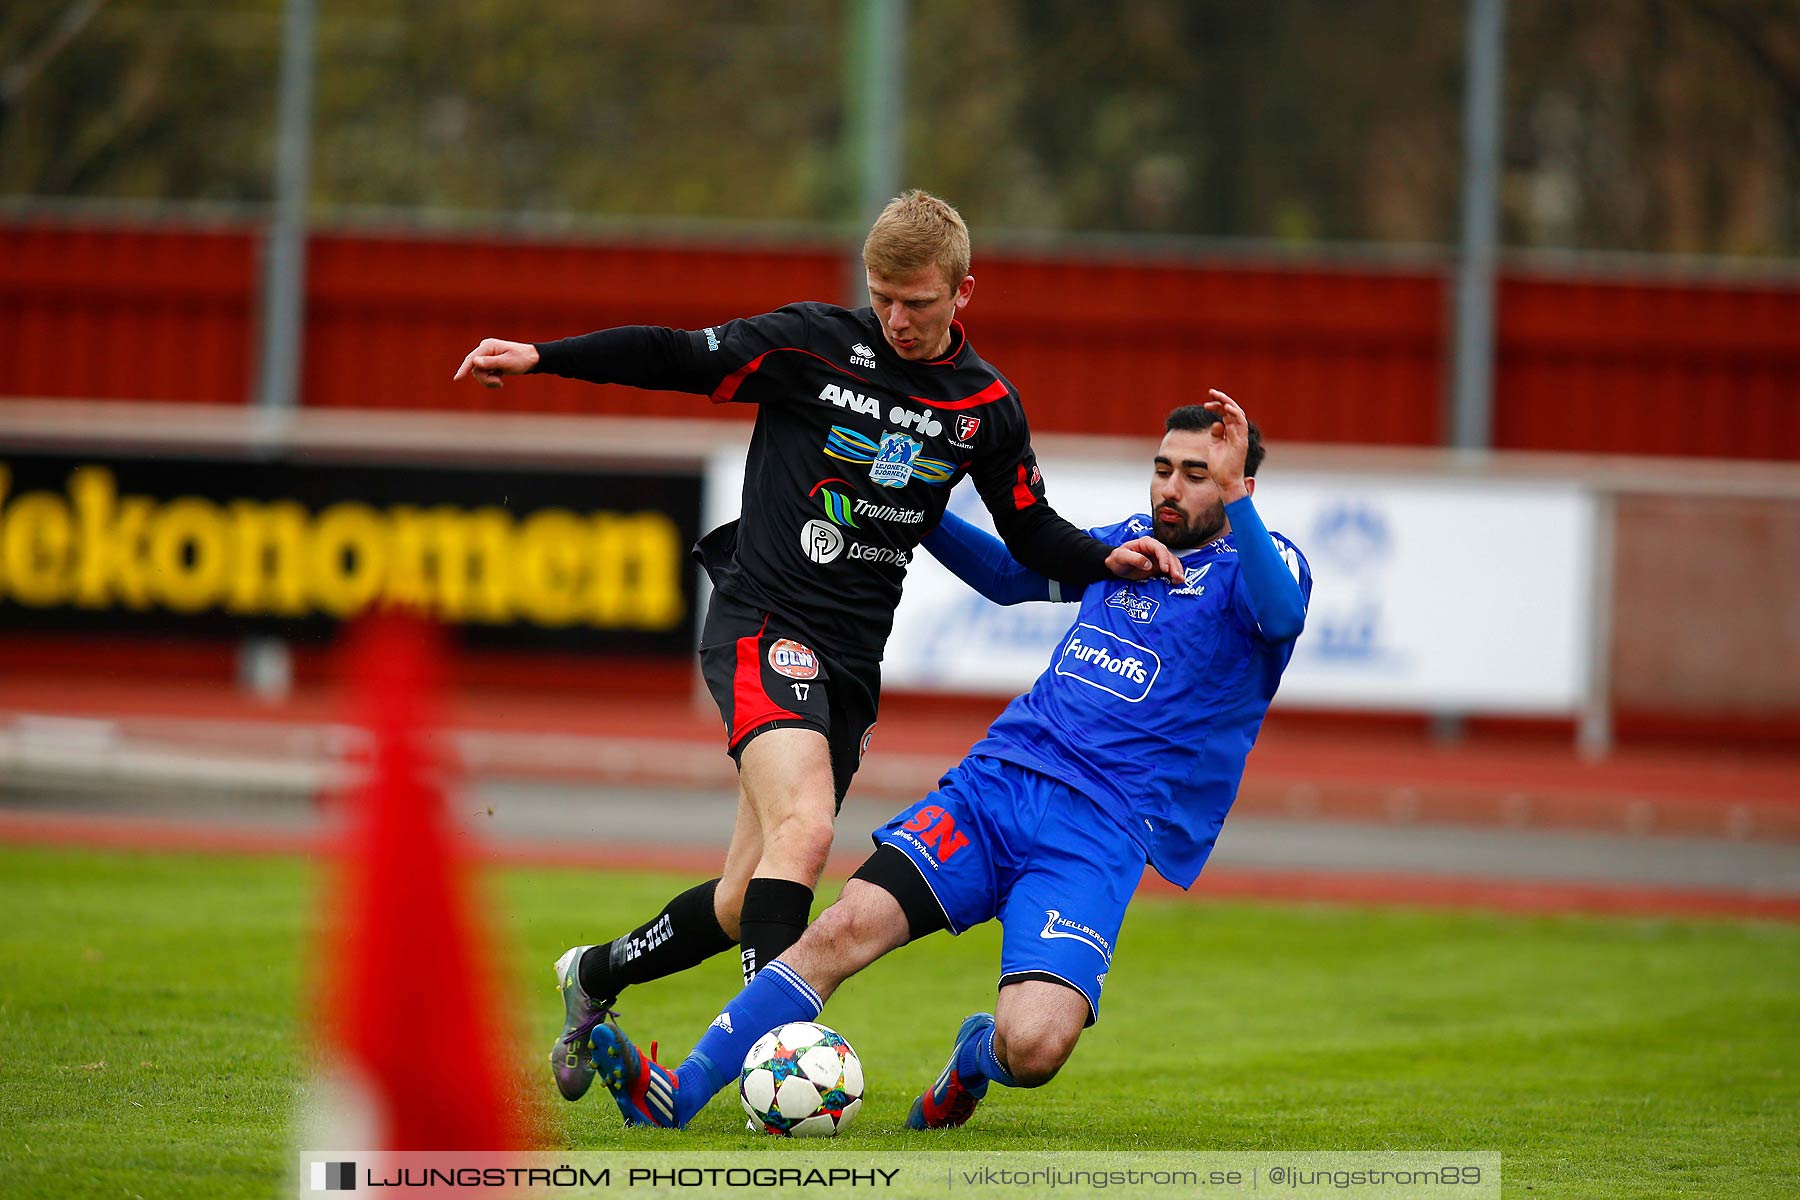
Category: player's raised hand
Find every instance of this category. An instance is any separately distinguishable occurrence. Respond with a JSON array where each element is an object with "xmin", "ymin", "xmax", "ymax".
[
  {"xmin": 1108, "ymin": 536, "xmax": 1186, "ymax": 586},
  {"xmin": 453, "ymin": 338, "xmax": 540, "ymax": 388},
  {"xmin": 1201, "ymin": 388, "xmax": 1251, "ymax": 502}
]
